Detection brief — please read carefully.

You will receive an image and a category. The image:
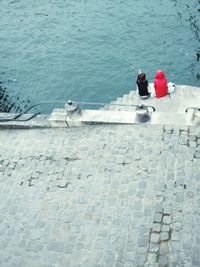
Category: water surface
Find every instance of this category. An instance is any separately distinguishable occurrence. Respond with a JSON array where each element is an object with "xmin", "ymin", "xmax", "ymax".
[{"xmin": 0, "ymin": 0, "xmax": 200, "ymax": 112}]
